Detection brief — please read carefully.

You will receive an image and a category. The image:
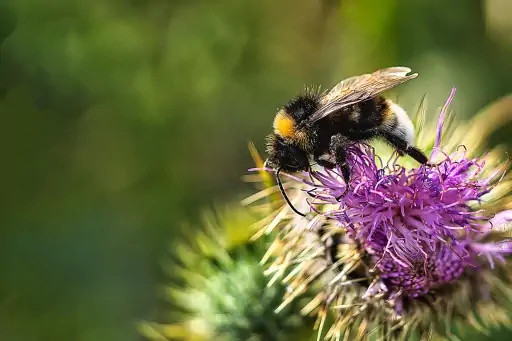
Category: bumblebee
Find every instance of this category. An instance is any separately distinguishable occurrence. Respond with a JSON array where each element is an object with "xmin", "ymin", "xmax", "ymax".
[{"xmin": 265, "ymin": 67, "xmax": 429, "ymax": 216}]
